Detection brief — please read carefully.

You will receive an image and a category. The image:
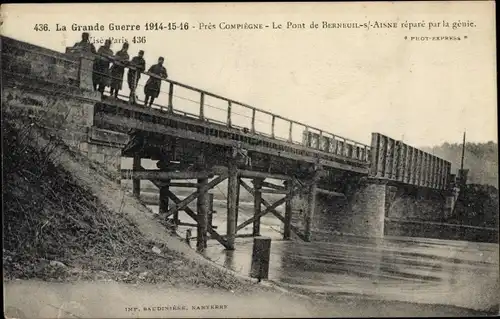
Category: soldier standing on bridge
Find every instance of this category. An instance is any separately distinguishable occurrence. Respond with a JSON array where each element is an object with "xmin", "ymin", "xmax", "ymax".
[
  {"xmin": 144, "ymin": 56, "xmax": 168, "ymax": 107},
  {"xmin": 127, "ymin": 50, "xmax": 146, "ymax": 104},
  {"xmin": 109, "ymin": 42, "xmax": 130, "ymax": 99},
  {"xmin": 92, "ymin": 39, "xmax": 113, "ymax": 96},
  {"xmin": 70, "ymin": 32, "xmax": 96, "ymax": 54}
]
